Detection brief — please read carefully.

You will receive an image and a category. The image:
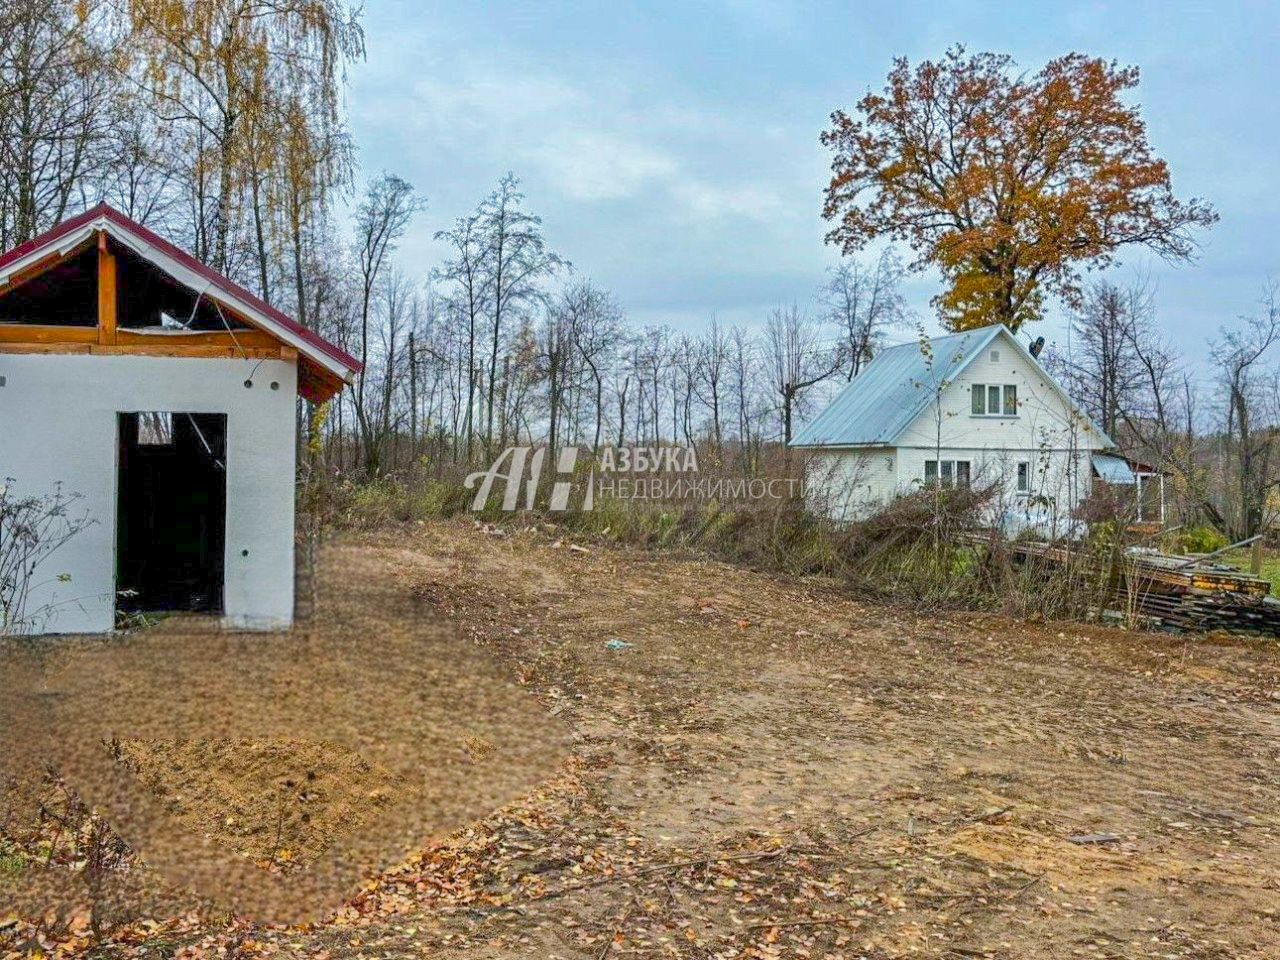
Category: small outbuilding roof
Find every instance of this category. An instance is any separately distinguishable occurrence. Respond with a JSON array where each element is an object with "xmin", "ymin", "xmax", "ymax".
[
  {"xmin": 1091, "ymin": 453, "xmax": 1138, "ymax": 485},
  {"xmin": 0, "ymin": 203, "xmax": 361, "ymax": 394},
  {"xmin": 790, "ymin": 324, "xmax": 1114, "ymax": 449}
]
